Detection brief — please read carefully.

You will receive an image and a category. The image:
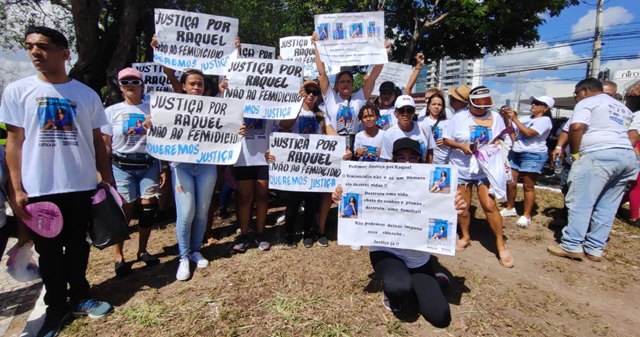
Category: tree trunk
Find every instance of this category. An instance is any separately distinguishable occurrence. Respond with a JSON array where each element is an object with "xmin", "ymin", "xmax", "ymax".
[{"xmin": 68, "ymin": 0, "xmax": 103, "ymax": 93}]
